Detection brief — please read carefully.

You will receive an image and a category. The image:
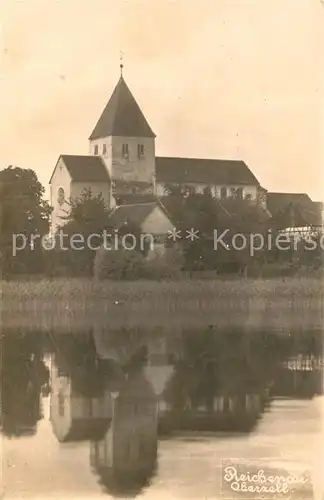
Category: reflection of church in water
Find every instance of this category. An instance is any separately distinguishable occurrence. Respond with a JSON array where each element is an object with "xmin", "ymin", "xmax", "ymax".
[
  {"xmin": 49, "ymin": 339, "xmax": 158, "ymax": 493},
  {"xmin": 1, "ymin": 328, "xmax": 323, "ymax": 495},
  {"xmin": 48, "ymin": 329, "xmax": 276, "ymax": 493}
]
